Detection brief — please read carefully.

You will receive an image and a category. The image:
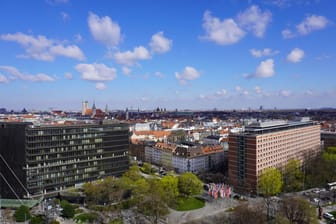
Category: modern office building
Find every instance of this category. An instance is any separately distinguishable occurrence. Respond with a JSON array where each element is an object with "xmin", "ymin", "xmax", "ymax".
[
  {"xmin": 321, "ymin": 131, "xmax": 336, "ymax": 150},
  {"xmin": 0, "ymin": 121, "xmax": 130, "ymax": 199},
  {"xmin": 228, "ymin": 118, "xmax": 320, "ymax": 194}
]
